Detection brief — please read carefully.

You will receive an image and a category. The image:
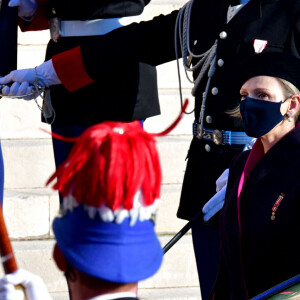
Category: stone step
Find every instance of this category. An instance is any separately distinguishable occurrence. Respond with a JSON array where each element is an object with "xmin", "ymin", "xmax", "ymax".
[{"xmin": 0, "ymin": 238, "xmax": 200, "ymax": 298}]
